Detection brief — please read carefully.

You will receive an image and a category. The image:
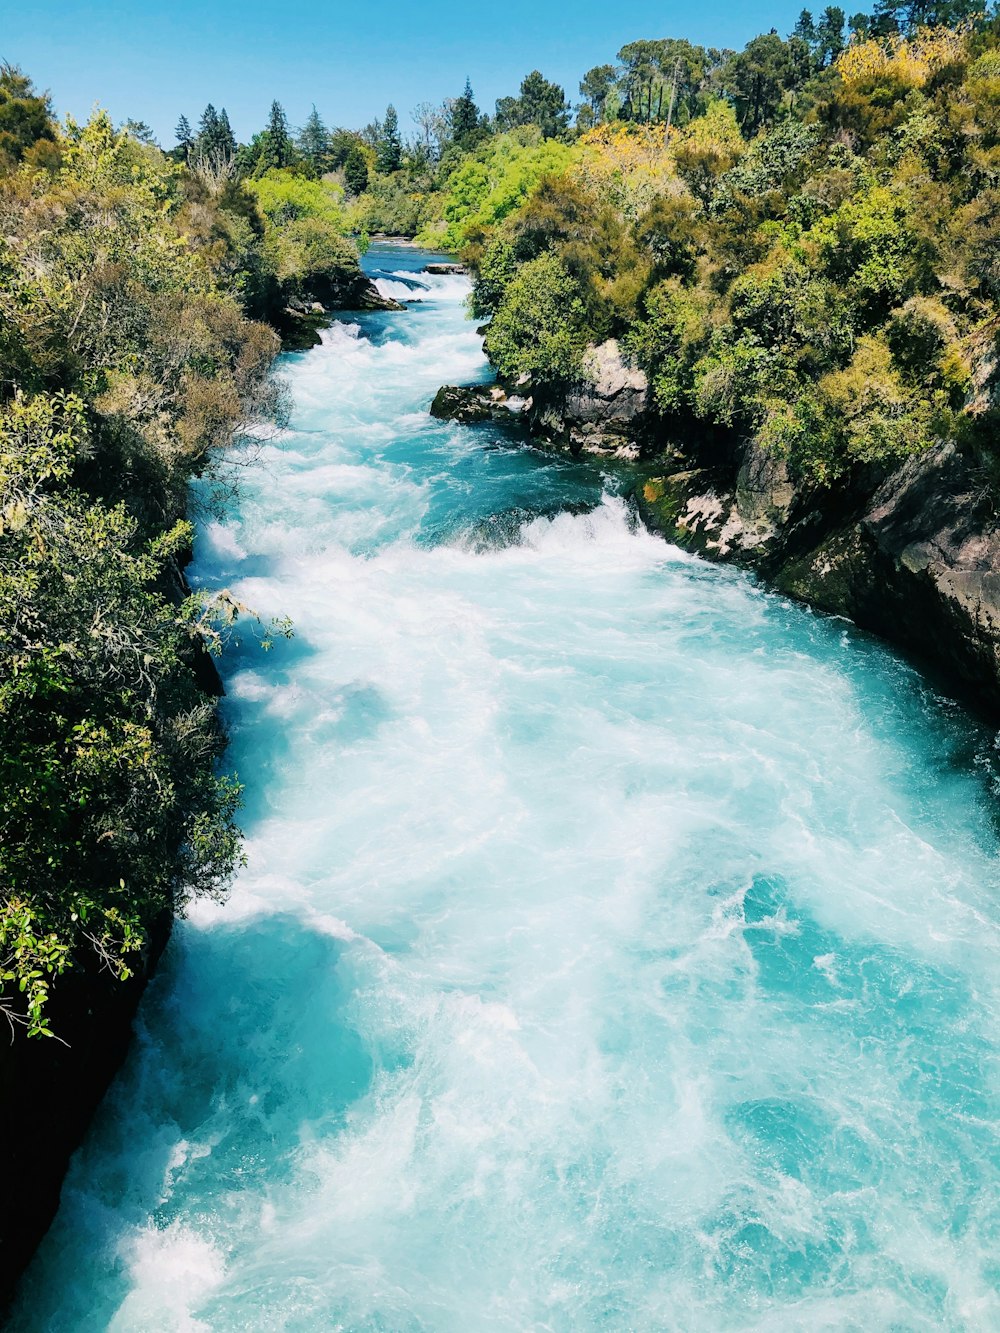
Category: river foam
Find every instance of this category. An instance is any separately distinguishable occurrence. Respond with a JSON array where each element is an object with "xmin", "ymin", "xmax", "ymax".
[{"xmin": 12, "ymin": 245, "xmax": 1000, "ymax": 1332}]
